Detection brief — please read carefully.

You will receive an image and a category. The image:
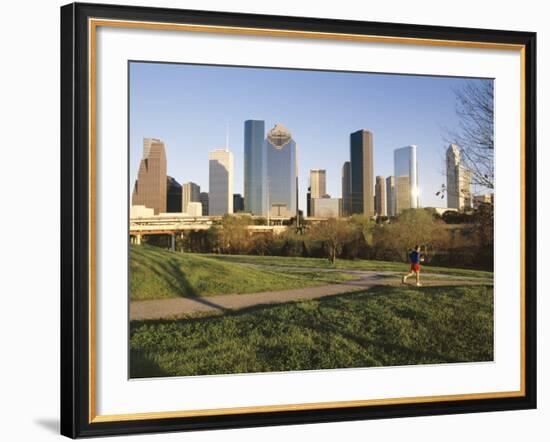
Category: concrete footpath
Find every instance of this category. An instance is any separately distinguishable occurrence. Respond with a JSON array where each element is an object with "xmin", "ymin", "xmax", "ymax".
[{"xmin": 130, "ymin": 271, "xmax": 492, "ymax": 321}]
